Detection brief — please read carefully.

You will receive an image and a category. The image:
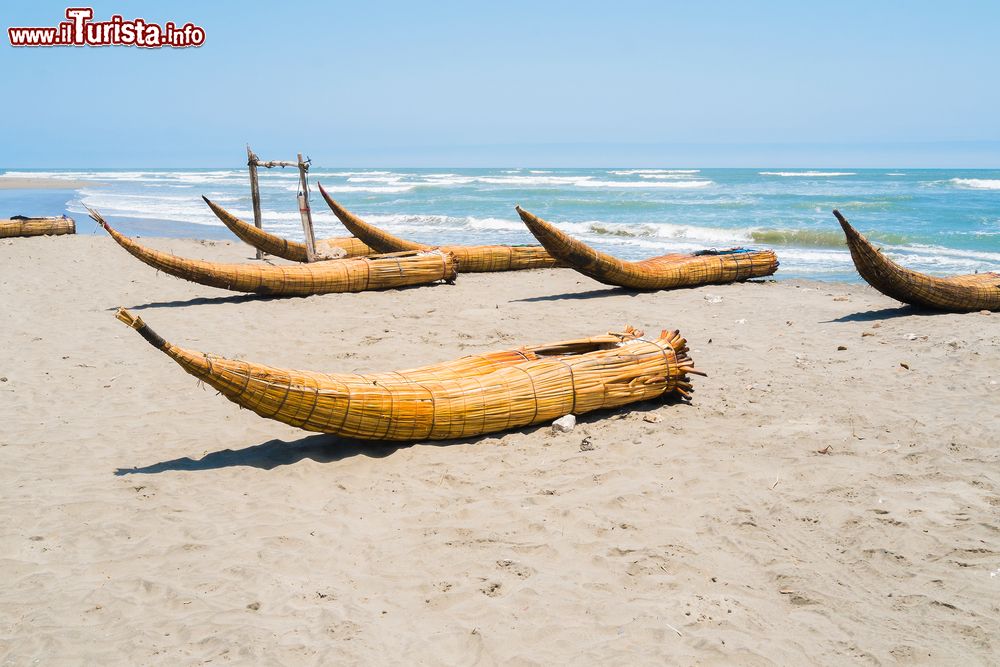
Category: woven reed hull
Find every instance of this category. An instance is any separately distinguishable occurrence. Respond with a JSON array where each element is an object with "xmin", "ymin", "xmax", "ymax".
[
  {"xmin": 318, "ymin": 183, "xmax": 561, "ymax": 272},
  {"xmin": 0, "ymin": 216, "xmax": 75, "ymax": 238},
  {"xmin": 203, "ymin": 198, "xmax": 374, "ymax": 261},
  {"xmin": 834, "ymin": 210, "xmax": 1000, "ymax": 312},
  {"xmin": 516, "ymin": 206, "xmax": 778, "ymax": 290},
  {"xmin": 117, "ymin": 310, "xmax": 699, "ymax": 442},
  {"xmin": 93, "ymin": 211, "xmax": 456, "ymax": 296}
]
